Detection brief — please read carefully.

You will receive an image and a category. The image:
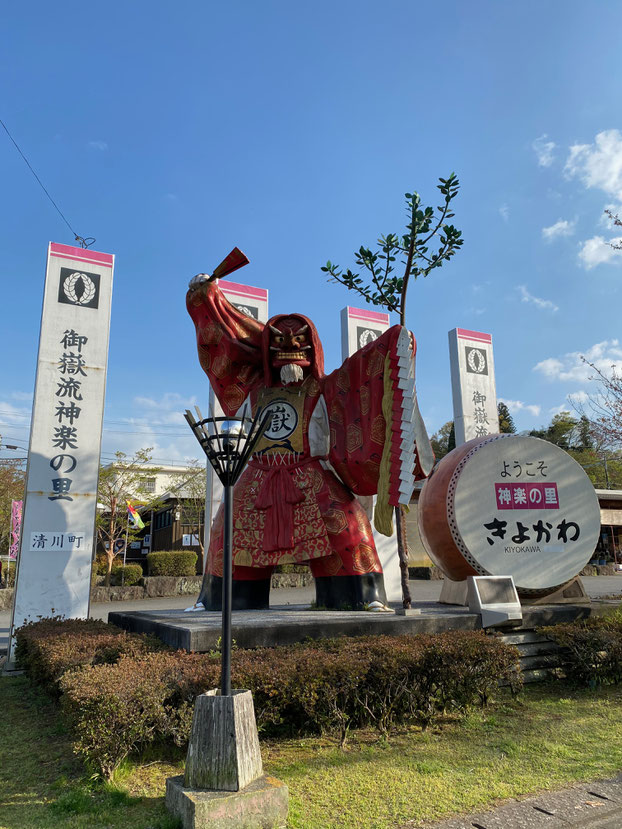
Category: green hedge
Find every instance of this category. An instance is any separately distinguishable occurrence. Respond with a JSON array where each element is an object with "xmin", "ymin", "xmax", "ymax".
[
  {"xmin": 16, "ymin": 618, "xmax": 521, "ymax": 777},
  {"xmin": 110, "ymin": 564, "xmax": 143, "ymax": 586},
  {"xmin": 146, "ymin": 550, "xmax": 197, "ymax": 576},
  {"xmin": 539, "ymin": 608, "xmax": 622, "ymax": 687},
  {"xmin": 14, "ymin": 617, "xmax": 168, "ymax": 696}
]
